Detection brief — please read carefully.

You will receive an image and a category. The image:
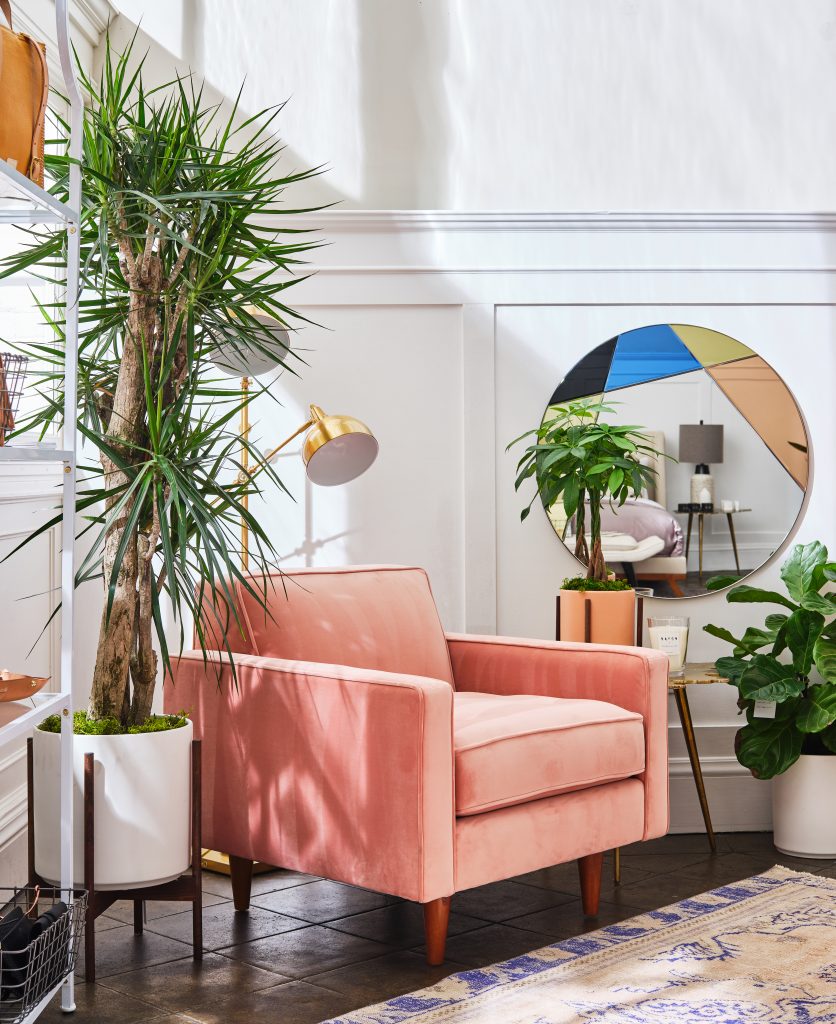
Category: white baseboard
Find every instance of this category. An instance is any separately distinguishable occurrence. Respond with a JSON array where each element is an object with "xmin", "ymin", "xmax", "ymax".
[{"xmin": 669, "ymin": 755, "xmax": 772, "ymax": 833}]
